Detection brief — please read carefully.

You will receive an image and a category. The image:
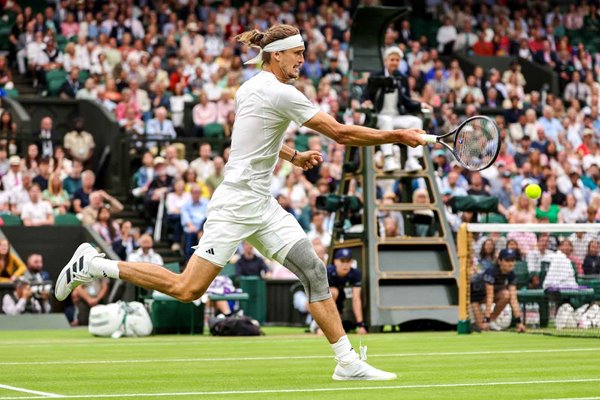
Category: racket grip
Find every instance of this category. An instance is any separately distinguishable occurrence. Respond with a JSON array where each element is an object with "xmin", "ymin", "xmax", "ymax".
[{"xmin": 421, "ymin": 134, "xmax": 438, "ymax": 144}]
